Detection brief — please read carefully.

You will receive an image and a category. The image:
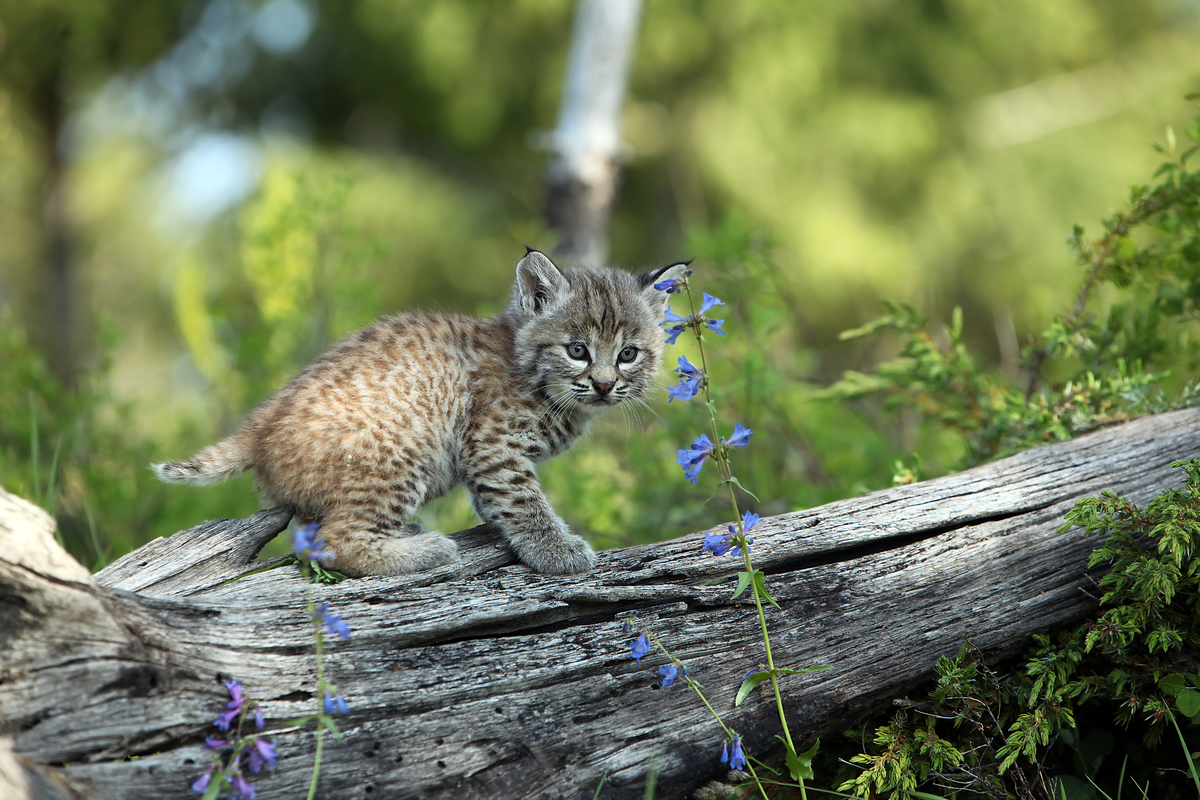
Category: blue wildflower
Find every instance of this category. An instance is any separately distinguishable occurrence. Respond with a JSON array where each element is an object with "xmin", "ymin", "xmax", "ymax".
[
  {"xmin": 248, "ymin": 738, "xmax": 277, "ymax": 773},
  {"xmin": 701, "ymin": 529, "xmax": 733, "ymax": 556},
  {"xmin": 293, "ymin": 524, "xmax": 334, "ymax": 564},
  {"xmin": 725, "ymin": 423, "xmax": 752, "ymax": 448},
  {"xmin": 654, "ymin": 278, "xmax": 681, "ymax": 293},
  {"xmin": 214, "ymin": 679, "xmax": 245, "ymax": 731},
  {"xmin": 676, "ymin": 355, "xmax": 703, "ymax": 379},
  {"xmin": 720, "ymin": 741, "xmax": 729, "ymax": 764},
  {"xmin": 667, "ymin": 379, "xmax": 700, "ymax": 403},
  {"xmin": 253, "ymin": 706, "xmax": 264, "ymax": 732},
  {"xmin": 323, "ymin": 689, "xmax": 349, "ymax": 715},
  {"xmin": 698, "ymin": 293, "xmax": 726, "ymax": 336},
  {"xmin": 205, "ymin": 737, "xmax": 228, "ymax": 749},
  {"xmin": 724, "ymin": 524, "xmax": 750, "ymax": 558},
  {"xmin": 228, "ymin": 771, "xmax": 256, "ymax": 799},
  {"xmin": 699, "ymin": 292, "xmax": 724, "ymax": 313},
  {"xmin": 703, "ymin": 510, "xmax": 760, "ymax": 558},
  {"xmin": 658, "ymin": 663, "xmax": 688, "ymax": 687},
  {"xmin": 667, "ymin": 356, "xmax": 704, "ymax": 402},
  {"xmin": 677, "ymin": 434, "xmax": 714, "ymax": 484},
  {"xmin": 317, "ymin": 603, "xmax": 352, "ymax": 640},
  {"xmin": 191, "ymin": 766, "xmax": 215, "ymax": 794},
  {"xmin": 661, "ymin": 308, "xmax": 688, "ymax": 345},
  {"xmin": 630, "ymin": 631, "xmax": 651, "ymax": 664},
  {"xmin": 741, "ymin": 668, "xmax": 759, "ymax": 683},
  {"xmin": 729, "ymin": 737, "xmax": 747, "ymax": 771},
  {"xmin": 621, "ymin": 611, "xmax": 638, "ymax": 634}
]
